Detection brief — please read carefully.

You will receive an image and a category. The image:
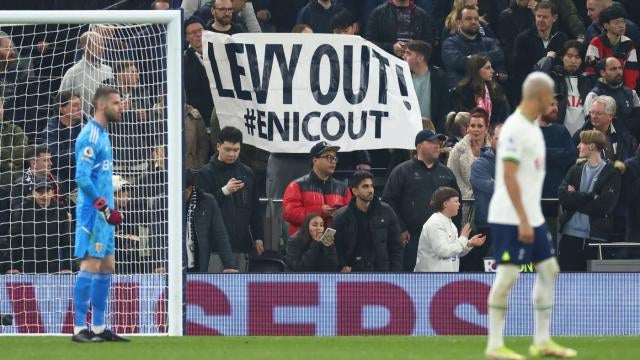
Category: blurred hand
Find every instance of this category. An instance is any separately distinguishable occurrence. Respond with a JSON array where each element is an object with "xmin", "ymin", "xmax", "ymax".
[
  {"xmin": 223, "ymin": 268, "xmax": 240, "ymax": 273},
  {"xmin": 518, "ymin": 221, "xmax": 534, "ymax": 244},
  {"xmin": 547, "ymin": 51, "xmax": 557, "ymax": 58},
  {"xmin": 256, "ymin": 9, "xmax": 271, "ymax": 21},
  {"xmin": 255, "ymin": 240, "xmax": 264, "ymax": 256},
  {"xmin": 322, "ymin": 205, "xmax": 336, "ymax": 217},
  {"xmin": 340, "ymin": 266, "xmax": 352, "ymax": 273},
  {"xmin": 568, "ymin": 185, "xmax": 575, "ymax": 192},
  {"xmin": 400, "ymin": 231, "xmax": 410, "ymax": 246},
  {"xmin": 6, "ymin": 269, "xmax": 20, "ymax": 274},
  {"xmin": 224, "ymin": 178, "xmax": 245, "ymax": 193},
  {"xmin": 393, "ymin": 41, "xmax": 406, "ymax": 57},
  {"xmin": 138, "ymin": 110, "xmax": 147, "ymax": 121},
  {"xmin": 121, "ymin": 98, "xmax": 132, "ymax": 111},
  {"xmin": 469, "ymin": 234, "xmax": 486, "ymax": 247},
  {"xmin": 355, "ymin": 163, "xmax": 371, "ymax": 171},
  {"xmin": 461, "ymin": 223, "xmax": 471, "ymax": 239}
]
